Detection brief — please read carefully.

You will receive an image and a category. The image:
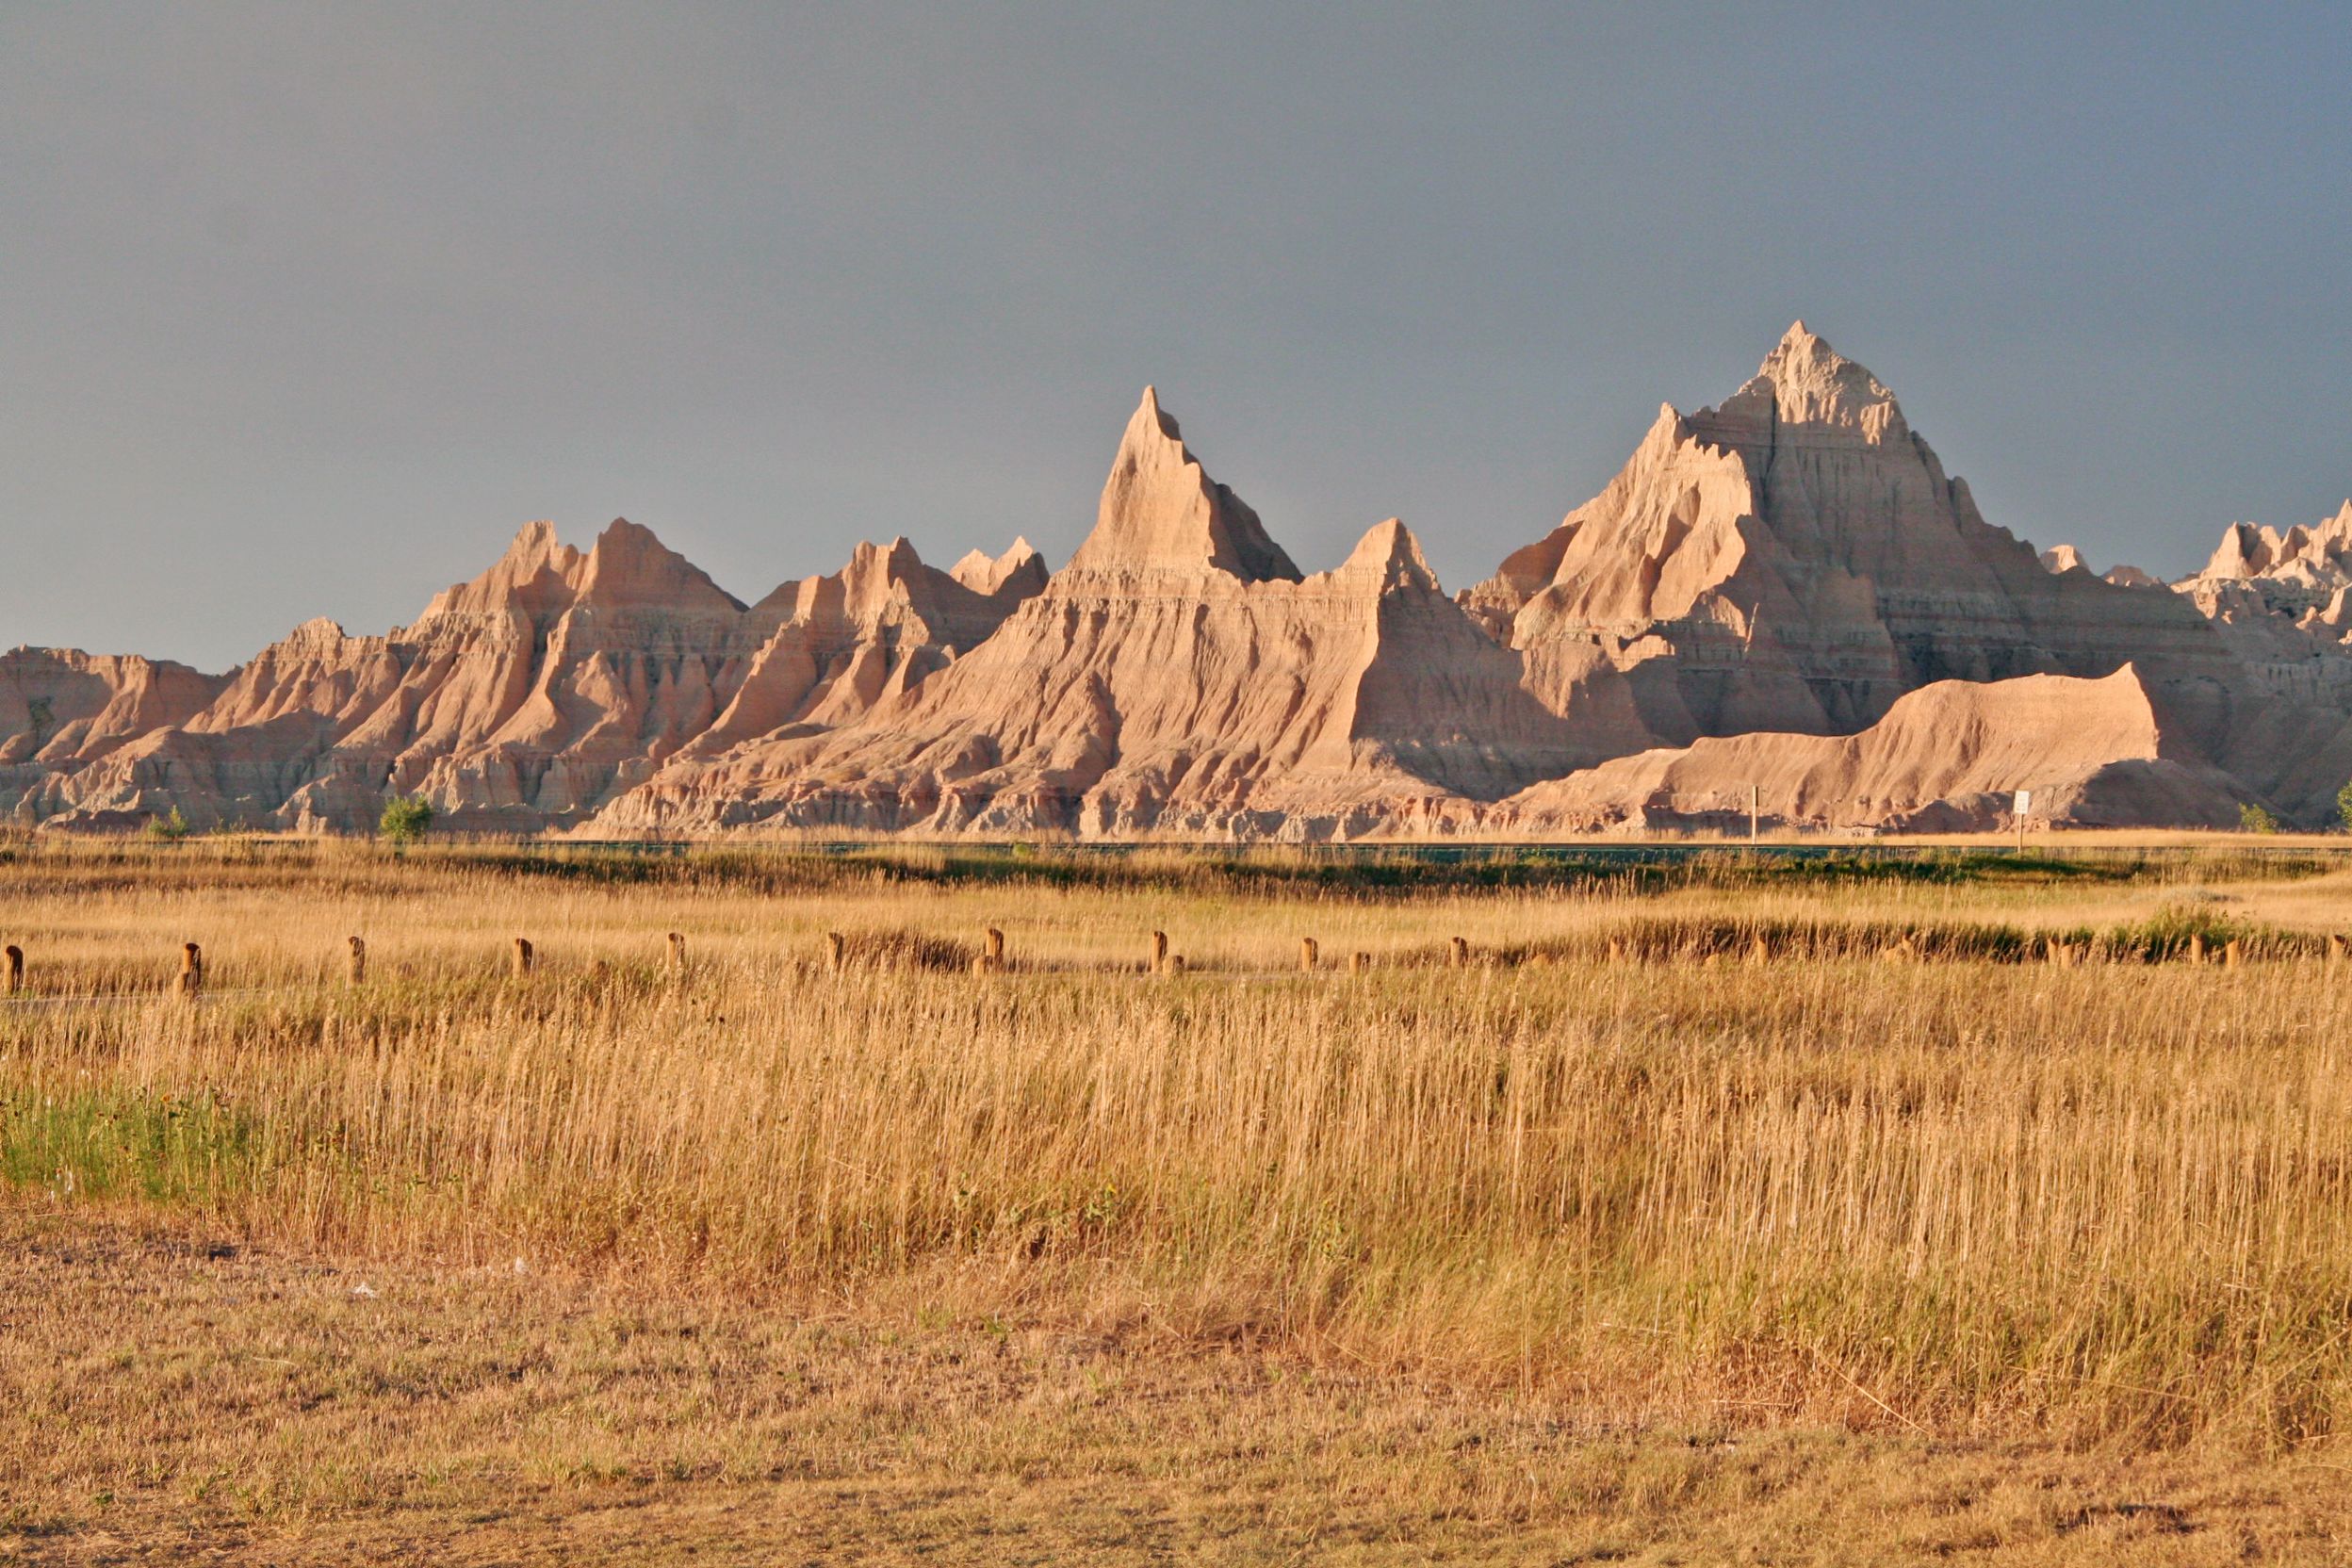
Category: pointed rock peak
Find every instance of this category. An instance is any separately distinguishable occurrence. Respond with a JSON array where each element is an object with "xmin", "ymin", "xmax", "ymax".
[
  {"xmin": 1697, "ymin": 321, "xmax": 1908, "ymax": 445},
  {"xmin": 1333, "ymin": 518, "xmax": 1441, "ymax": 593},
  {"xmin": 1064, "ymin": 388, "xmax": 1303, "ymax": 584},
  {"xmin": 2201, "ymin": 520, "xmax": 2273, "ymax": 580},
  {"xmin": 506, "ymin": 519, "xmax": 564, "ymax": 560},
  {"xmin": 1772, "ymin": 318, "xmax": 1826, "ymax": 362},
  {"xmin": 1640, "ymin": 400, "xmax": 1692, "ymax": 448},
  {"xmin": 848, "ymin": 536, "xmax": 923, "ymax": 575},
  {"xmin": 2040, "ymin": 545, "xmax": 2090, "ymax": 576},
  {"xmin": 416, "ymin": 520, "xmax": 587, "ymax": 621},
  {"xmin": 2313, "ymin": 499, "xmax": 2352, "ymax": 548},
  {"xmin": 577, "ymin": 518, "xmax": 747, "ymax": 612},
  {"xmin": 1136, "ymin": 384, "xmax": 1178, "ymax": 440},
  {"xmin": 951, "ymin": 535, "xmax": 1048, "ymax": 596},
  {"xmin": 823, "ymin": 537, "xmax": 931, "ymax": 617}
]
